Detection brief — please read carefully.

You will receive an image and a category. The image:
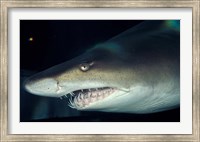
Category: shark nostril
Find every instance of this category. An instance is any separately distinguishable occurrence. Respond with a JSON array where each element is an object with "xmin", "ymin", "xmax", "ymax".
[{"xmin": 56, "ymin": 84, "xmax": 62, "ymax": 93}]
